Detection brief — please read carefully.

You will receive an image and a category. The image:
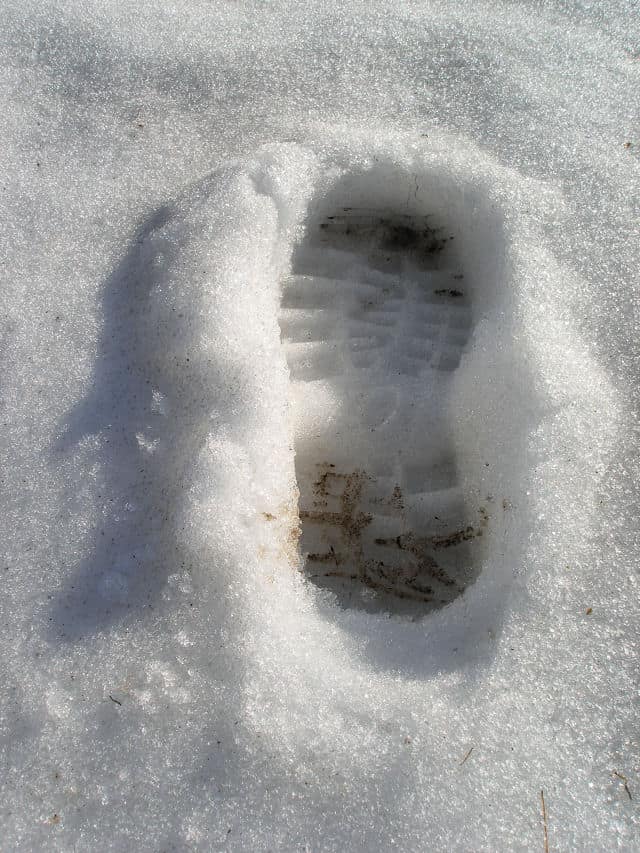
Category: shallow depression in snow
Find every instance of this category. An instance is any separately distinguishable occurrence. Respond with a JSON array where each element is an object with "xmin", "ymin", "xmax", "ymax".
[{"xmin": 282, "ymin": 164, "xmax": 509, "ymax": 622}]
